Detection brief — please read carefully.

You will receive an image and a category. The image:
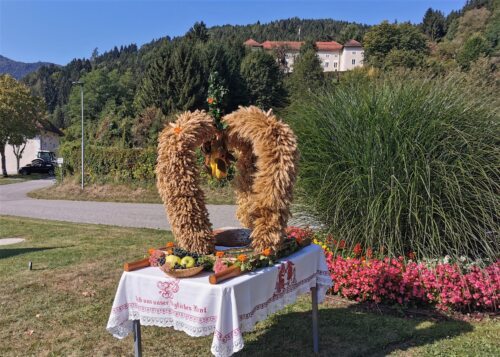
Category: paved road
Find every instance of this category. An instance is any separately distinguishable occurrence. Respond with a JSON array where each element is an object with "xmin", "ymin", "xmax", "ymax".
[{"xmin": 0, "ymin": 179, "xmax": 240, "ymax": 230}]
